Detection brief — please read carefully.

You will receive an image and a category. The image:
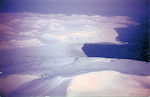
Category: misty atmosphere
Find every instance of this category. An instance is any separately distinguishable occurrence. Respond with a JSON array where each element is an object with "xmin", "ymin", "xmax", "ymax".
[{"xmin": 0, "ymin": 0, "xmax": 149, "ymax": 97}]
